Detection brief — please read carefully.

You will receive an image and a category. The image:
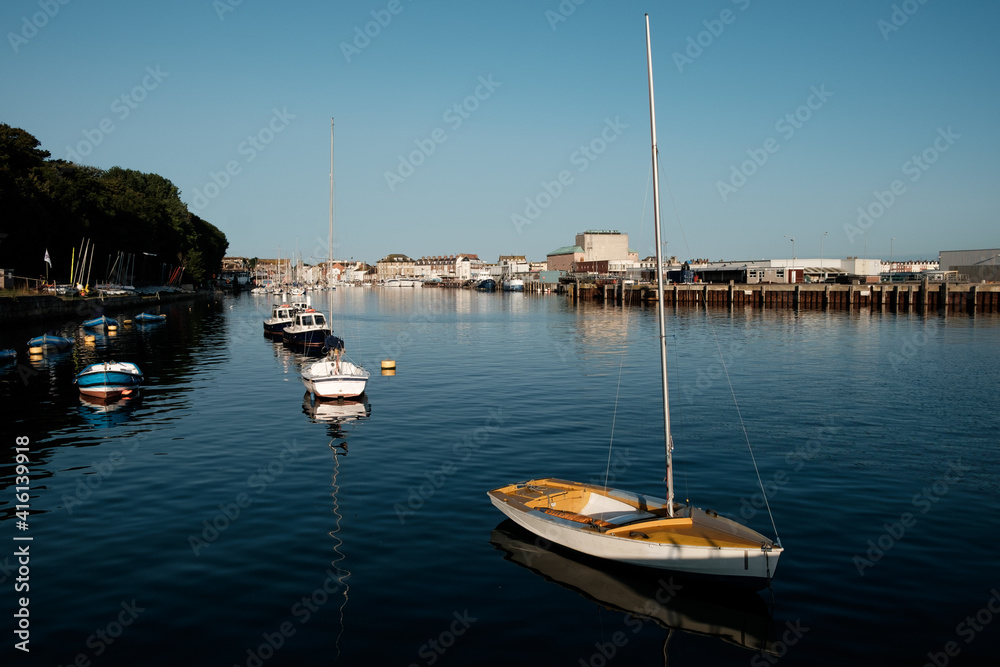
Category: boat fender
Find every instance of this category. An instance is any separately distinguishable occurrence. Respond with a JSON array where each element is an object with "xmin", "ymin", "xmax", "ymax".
[{"xmin": 706, "ymin": 509, "xmax": 718, "ymax": 518}]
